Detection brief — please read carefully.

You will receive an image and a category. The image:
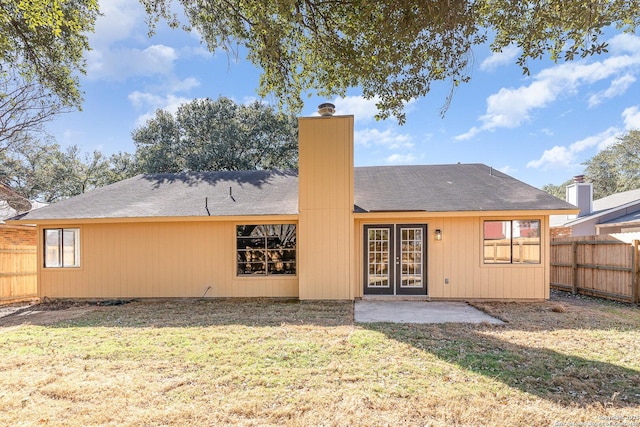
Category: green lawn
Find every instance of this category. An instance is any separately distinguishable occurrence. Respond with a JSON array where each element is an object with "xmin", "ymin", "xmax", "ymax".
[{"xmin": 1, "ymin": 294, "xmax": 639, "ymax": 426}]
